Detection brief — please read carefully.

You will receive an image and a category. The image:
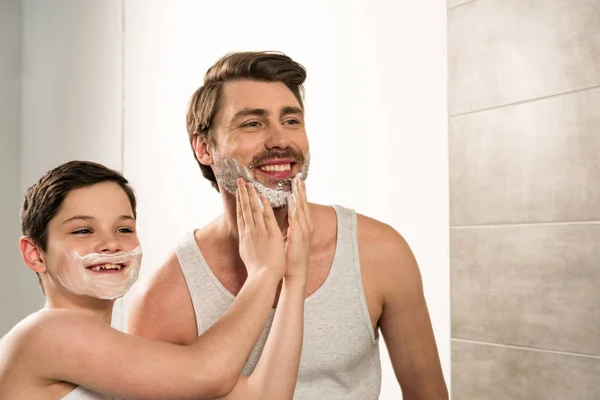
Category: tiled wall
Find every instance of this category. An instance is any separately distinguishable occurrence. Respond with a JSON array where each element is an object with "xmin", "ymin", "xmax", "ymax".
[{"xmin": 448, "ymin": 0, "xmax": 600, "ymax": 398}]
